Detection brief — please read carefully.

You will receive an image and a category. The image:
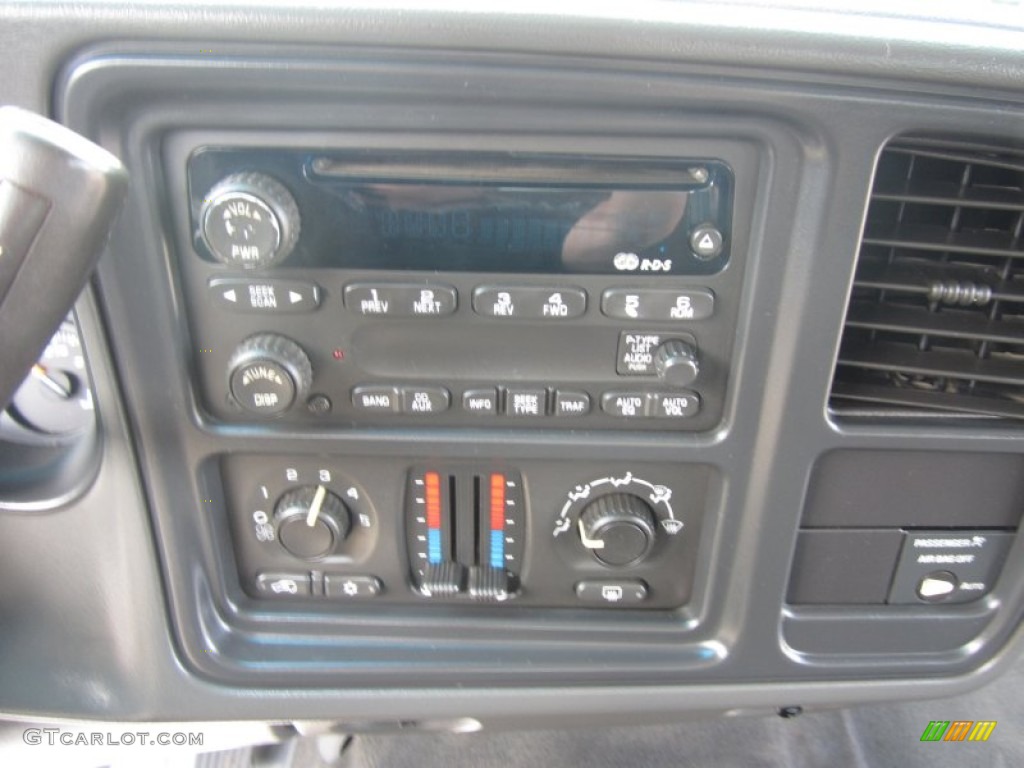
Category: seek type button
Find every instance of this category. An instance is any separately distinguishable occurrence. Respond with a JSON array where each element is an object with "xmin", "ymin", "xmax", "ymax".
[
  {"xmin": 506, "ymin": 388, "xmax": 547, "ymax": 417},
  {"xmin": 401, "ymin": 386, "xmax": 450, "ymax": 414}
]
